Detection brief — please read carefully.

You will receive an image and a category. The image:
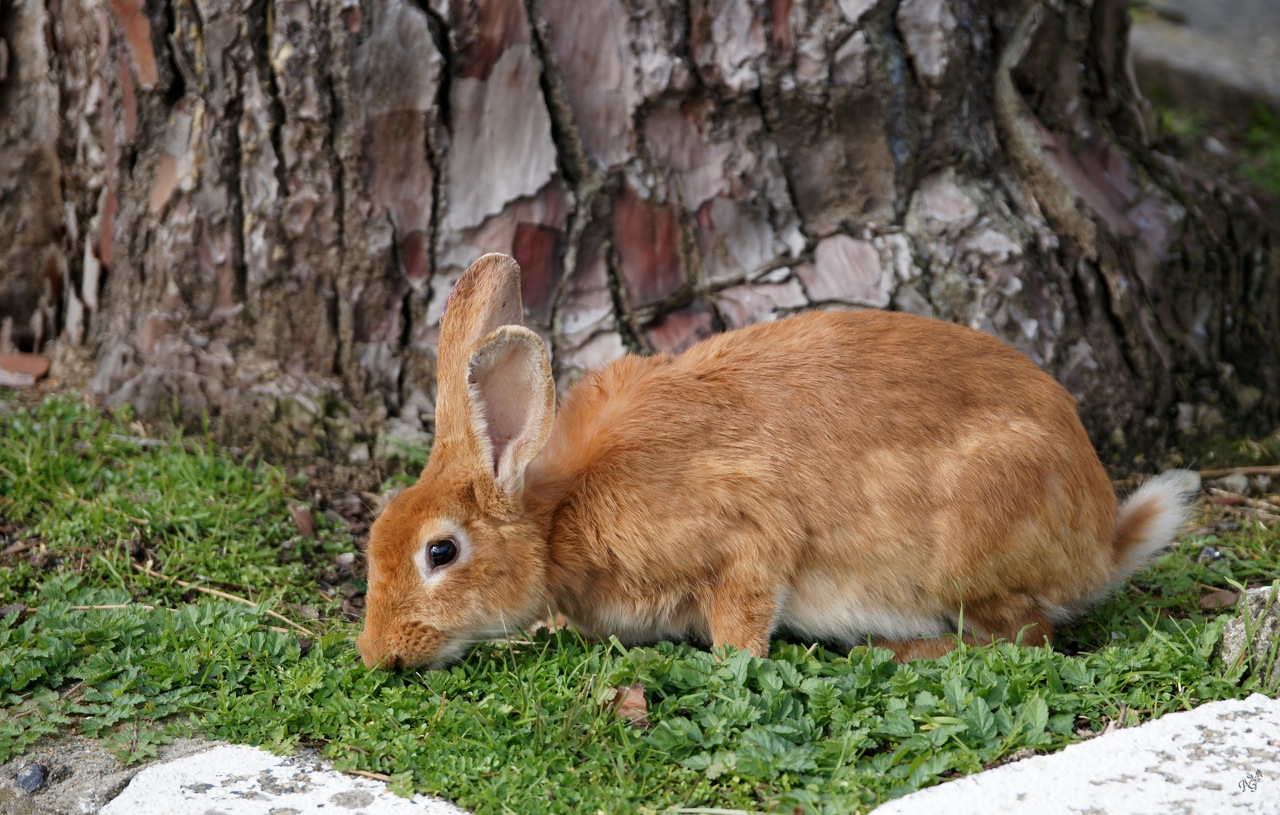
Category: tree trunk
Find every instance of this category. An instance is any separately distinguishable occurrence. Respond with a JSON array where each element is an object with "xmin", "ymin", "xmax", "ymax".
[{"xmin": 1, "ymin": 0, "xmax": 1276, "ymax": 461}]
